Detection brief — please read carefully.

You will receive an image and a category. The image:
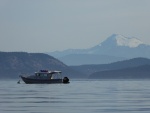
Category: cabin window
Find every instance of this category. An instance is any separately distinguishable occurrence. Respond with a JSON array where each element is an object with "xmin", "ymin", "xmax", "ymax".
[
  {"xmin": 35, "ymin": 73, "xmax": 40, "ymax": 76},
  {"xmin": 39, "ymin": 73, "xmax": 47, "ymax": 77}
]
